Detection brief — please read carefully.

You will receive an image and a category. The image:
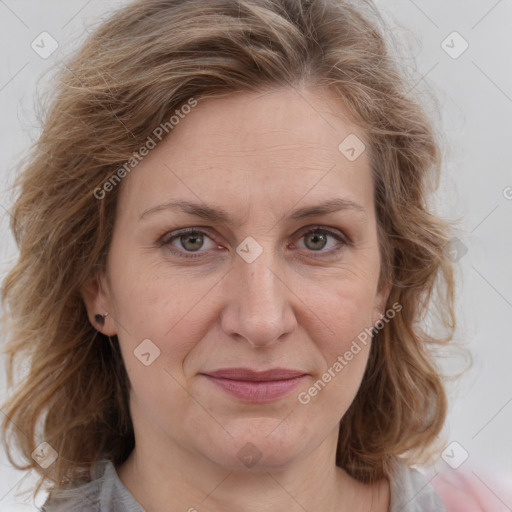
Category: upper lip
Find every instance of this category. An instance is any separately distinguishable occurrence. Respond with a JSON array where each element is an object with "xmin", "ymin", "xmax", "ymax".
[{"xmin": 203, "ymin": 368, "xmax": 307, "ymax": 381}]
